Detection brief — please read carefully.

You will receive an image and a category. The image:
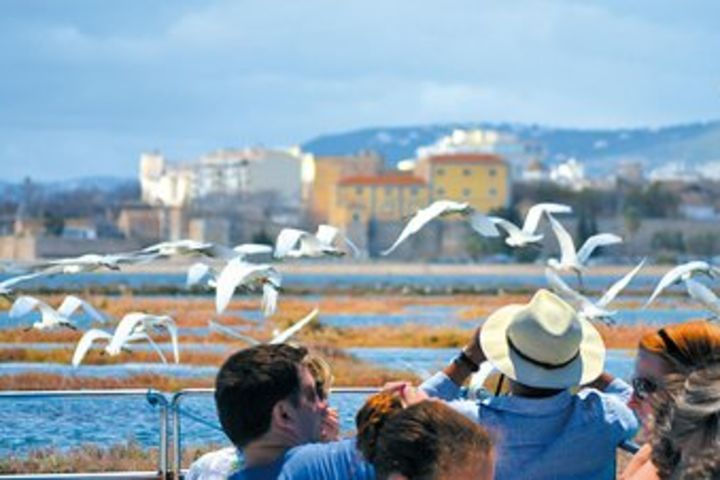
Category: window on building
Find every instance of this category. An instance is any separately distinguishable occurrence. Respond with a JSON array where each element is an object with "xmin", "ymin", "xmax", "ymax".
[
  {"xmin": 355, "ymin": 186, "xmax": 363, "ymax": 195},
  {"xmin": 410, "ymin": 187, "xmax": 419, "ymax": 196},
  {"xmin": 352, "ymin": 212, "xmax": 361, "ymax": 222},
  {"xmin": 463, "ymin": 188, "xmax": 471, "ymax": 197},
  {"xmin": 489, "ymin": 187, "xmax": 497, "ymax": 196},
  {"xmin": 436, "ymin": 168, "xmax": 445, "ymax": 176},
  {"xmin": 385, "ymin": 186, "xmax": 393, "ymax": 195},
  {"xmin": 436, "ymin": 187, "xmax": 445, "ymax": 196},
  {"xmin": 463, "ymin": 168, "xmax": 472, "ymax": 176},
  {"xmin": 489, "ymin": 168, "xmax": 497, "ymax": 177}
]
